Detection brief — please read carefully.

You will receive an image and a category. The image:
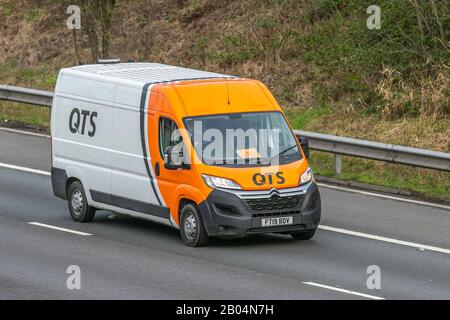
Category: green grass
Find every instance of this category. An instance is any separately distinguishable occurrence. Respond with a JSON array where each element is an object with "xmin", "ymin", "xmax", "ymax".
[
  {"xmin": 0, "ymin": 102, "xmax": 51, "ymax": 128},
  {"xmin": 0, "ymin": 60, "xmax": 58, "ymax": 88},
  {"xmin": 293, "ymin": 0, "xmax": 450, "ymax": 117},
  {"xmin": 286, "ymin": 105, "xmax": 333, "ymax": 129},
  {"xmin": 0, "ymin": 60, "xmax": 55, "ymax": 128},
  {"xmin": 24, "ymin": 7, "xmax": 42, "ymax": 23},
  {"xmin": 309, "ymin": 151, "xmax": 449, "ymax": 200}
]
